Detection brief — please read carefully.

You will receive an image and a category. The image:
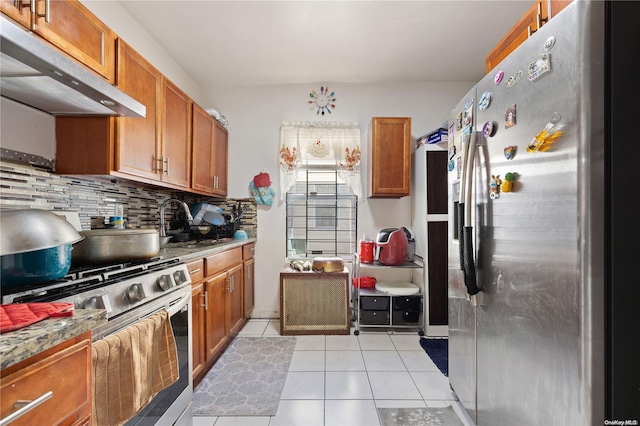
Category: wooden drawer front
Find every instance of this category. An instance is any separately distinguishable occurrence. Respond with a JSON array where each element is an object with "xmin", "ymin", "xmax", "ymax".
[
  {"xmin": 0, "ymin": 338, "xmax": 91, "ymax": 426},
  {"xmin": 205, "ymin": 248, "xmax": 242, "ymax": 276},
  {"xmin": 186, "ymin": 258, "xmax": 205, "ymax": 282},
  {"xmin": 242, "ymin": 243, "xmax": 255, "ymax": 260}
]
